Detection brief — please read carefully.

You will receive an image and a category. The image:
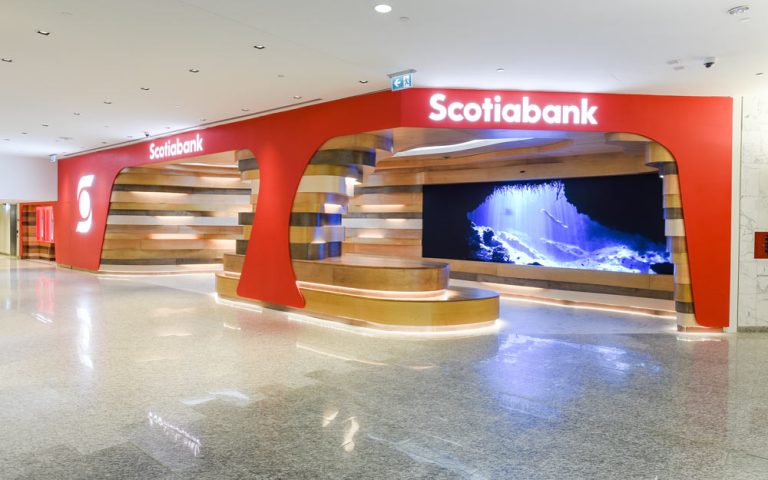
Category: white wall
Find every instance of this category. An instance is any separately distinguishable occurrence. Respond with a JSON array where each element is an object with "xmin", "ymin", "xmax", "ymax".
[
  {"xmin": 737, "ymin": 96, "xmax": 768, "ymax": 329},
  {"xmin": 0, "ymin": 155, "xmax": 57, "ymax": 202}
]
